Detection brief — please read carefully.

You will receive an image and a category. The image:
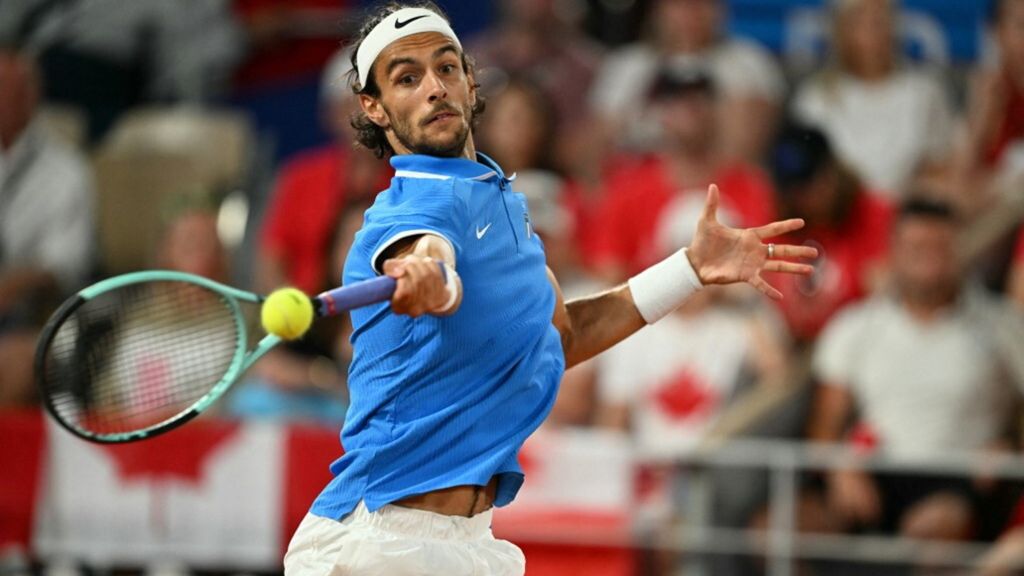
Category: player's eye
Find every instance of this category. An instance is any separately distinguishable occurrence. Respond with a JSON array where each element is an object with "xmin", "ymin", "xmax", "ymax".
[
  {"xmin": 398, "ymin": 74, "xmax": 417, "ymax": 86},
  {"xmin": 439, "ymin": 64, "xmax": 456, "ymax": 75}
]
